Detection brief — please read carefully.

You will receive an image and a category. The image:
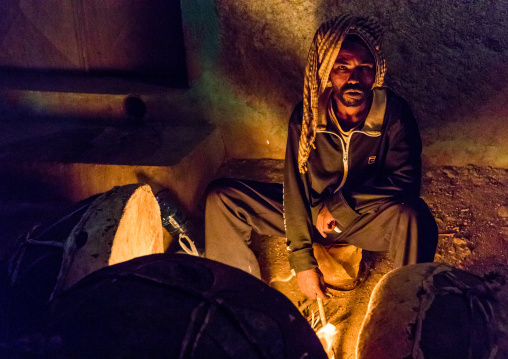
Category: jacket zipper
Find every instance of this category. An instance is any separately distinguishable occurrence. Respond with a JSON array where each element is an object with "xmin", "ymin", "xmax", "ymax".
[{"xmin": 316, "ymin": 130, "xmax": 381, "ymax": 192}]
